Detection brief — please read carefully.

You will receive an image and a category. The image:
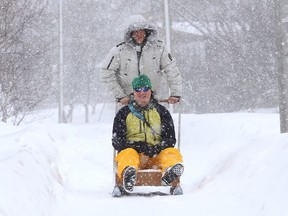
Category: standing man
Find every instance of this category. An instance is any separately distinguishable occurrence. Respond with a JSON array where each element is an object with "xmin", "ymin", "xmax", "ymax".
[{"xmin": 101, "ymin": 15, "xmax": 182, "ymax": 105}]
